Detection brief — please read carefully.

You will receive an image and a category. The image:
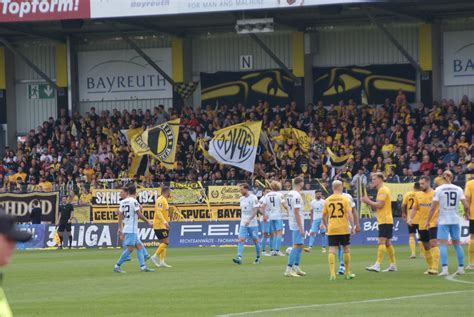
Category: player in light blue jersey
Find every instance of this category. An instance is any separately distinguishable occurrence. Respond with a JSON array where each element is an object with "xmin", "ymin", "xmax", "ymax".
[
  {"xmin": 119, "ymin": 187, "xmax": 151, "ymax": 263},
  {"xmin": 284, "ymin": 177, "xmax": 306, "ymax": 277},
  {"xmin": 427, "ymin": 171, "xmax": 469, "ymax": 276},
  {"xmin": 262, "ymin": 181, "xmax": 287, "ymax": 256},
  {"xmin": 259, "ymin": 188, "xmax": 272, "ymax": 256},
  {"xmin": 233, "ymin": 183, "xmax": 261, "ymax": 265},
  {"xmin": 113, "ymin": 185, "xmax": 154, "ymax": 273},
  {"xmin": 308, "ymin": 189, "xmax": 327, "ymax": 252}
]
